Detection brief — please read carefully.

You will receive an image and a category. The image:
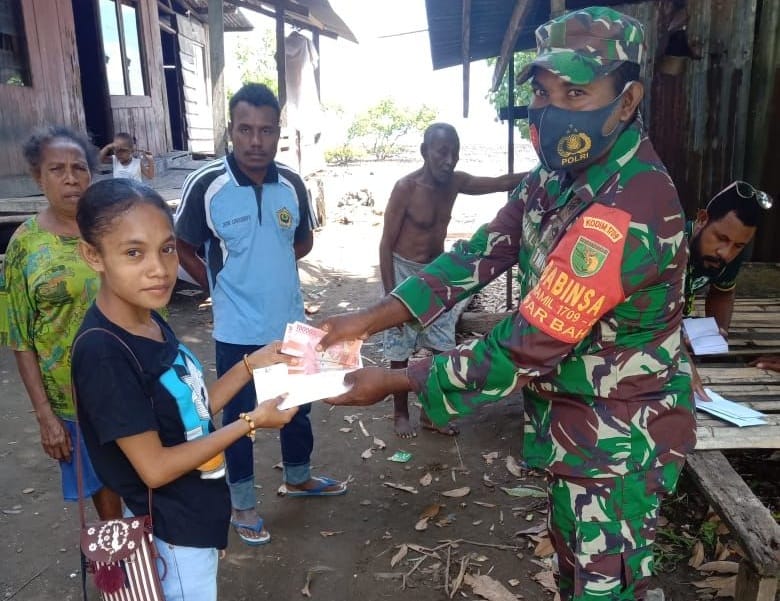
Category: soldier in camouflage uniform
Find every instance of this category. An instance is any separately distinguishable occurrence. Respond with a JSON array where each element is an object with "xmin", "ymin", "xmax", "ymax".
[{"xmin": 319, "ymin": 7, "xmax": 696, "ymax": 600}]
